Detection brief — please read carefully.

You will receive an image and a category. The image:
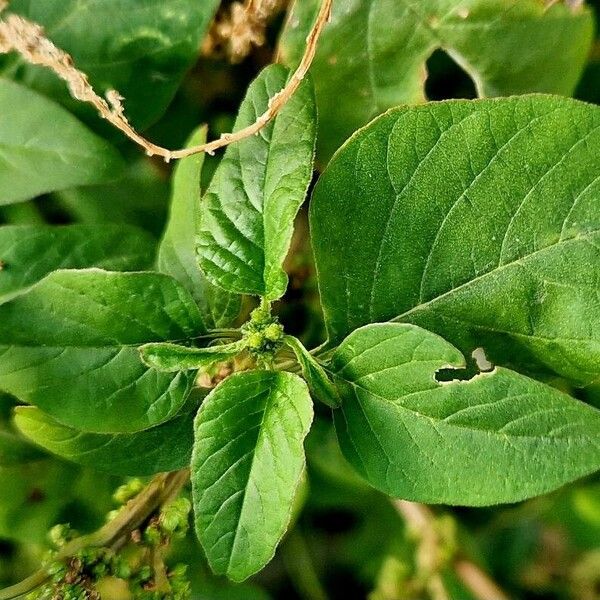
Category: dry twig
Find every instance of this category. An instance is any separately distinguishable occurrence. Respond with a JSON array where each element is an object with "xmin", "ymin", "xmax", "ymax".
[{"xmin": 0, "ymin": 0, "xmax": 332, "ymax": 162}]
